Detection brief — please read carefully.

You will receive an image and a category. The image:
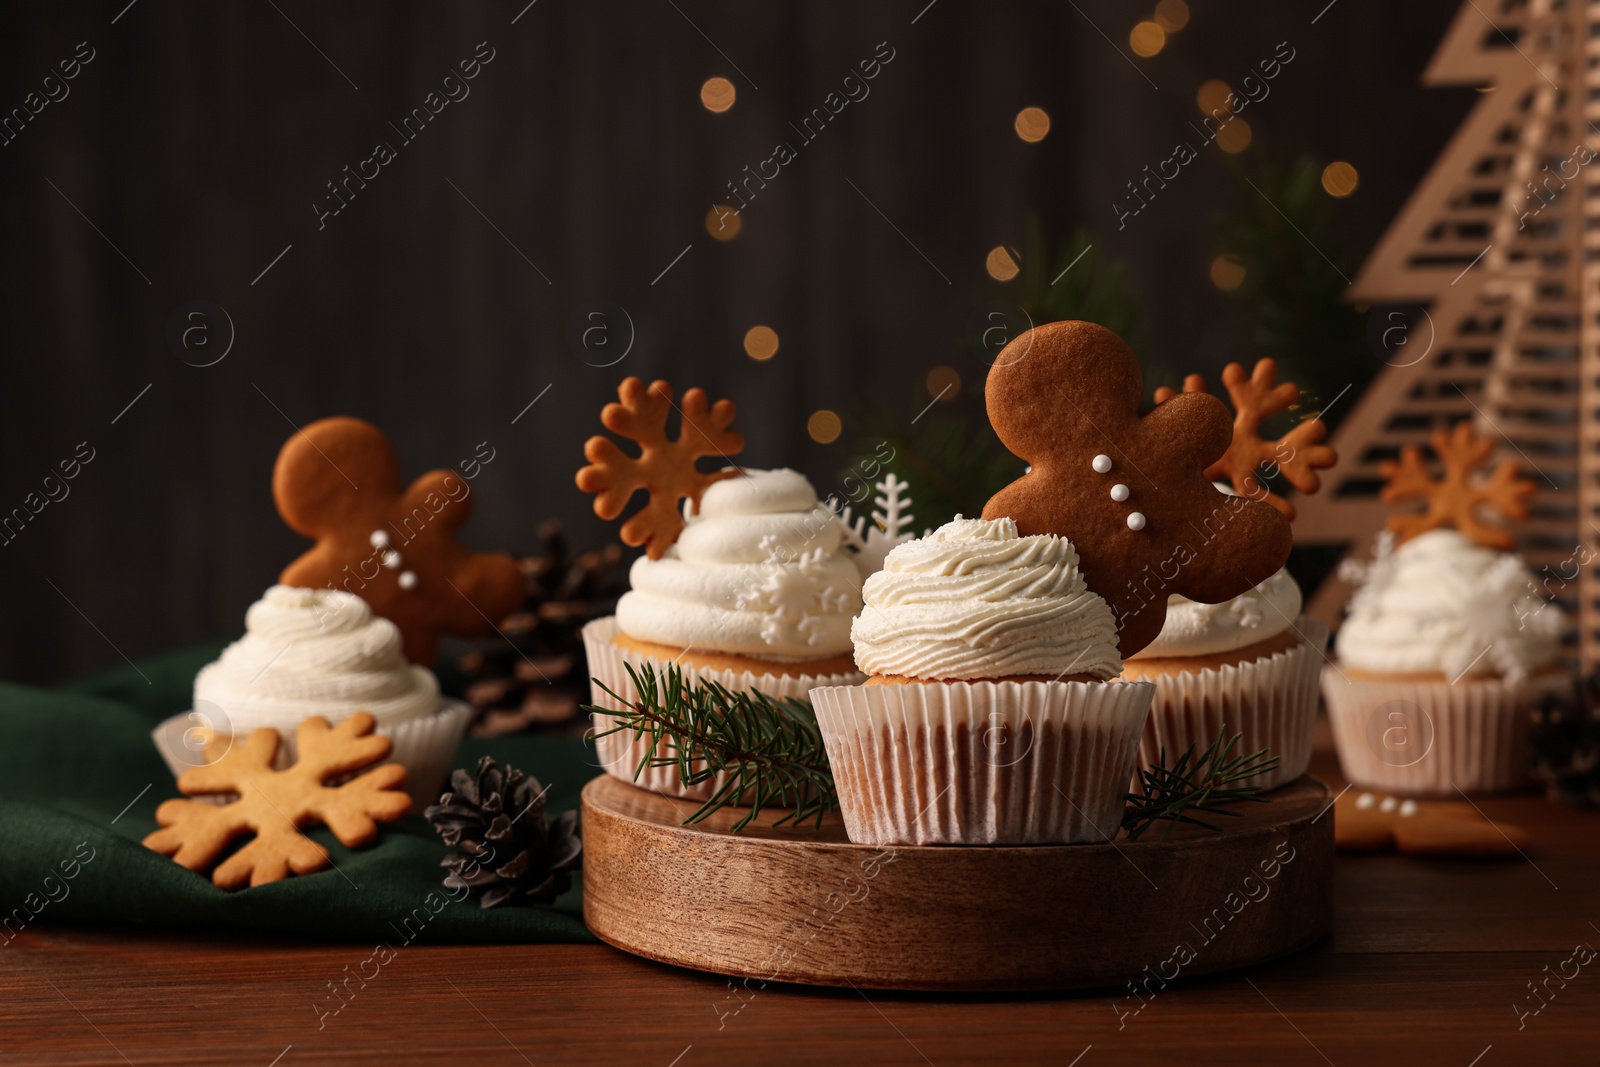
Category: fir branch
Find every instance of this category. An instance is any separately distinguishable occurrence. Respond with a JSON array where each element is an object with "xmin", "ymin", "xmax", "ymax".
[
  {"xmin": 583, "ymin": 662, "xmax": 838, "ymax": 832},
  {"xmin": 1122, "ymin": 728, "xmax": 1280, "ymax": 842}
]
